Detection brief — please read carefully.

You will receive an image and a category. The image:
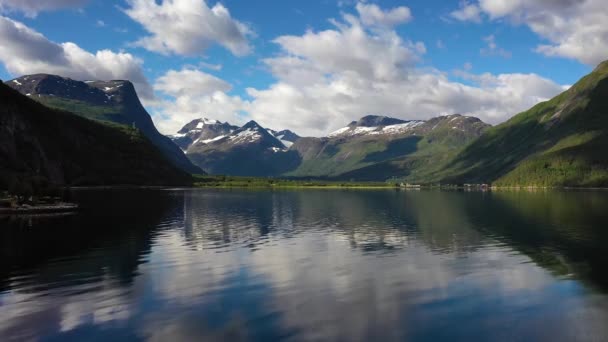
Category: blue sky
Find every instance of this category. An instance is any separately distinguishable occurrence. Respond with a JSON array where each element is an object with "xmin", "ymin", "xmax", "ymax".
[{"xmin": 0, "ymin": 0, "xmax": 603, "ymax": 135}]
